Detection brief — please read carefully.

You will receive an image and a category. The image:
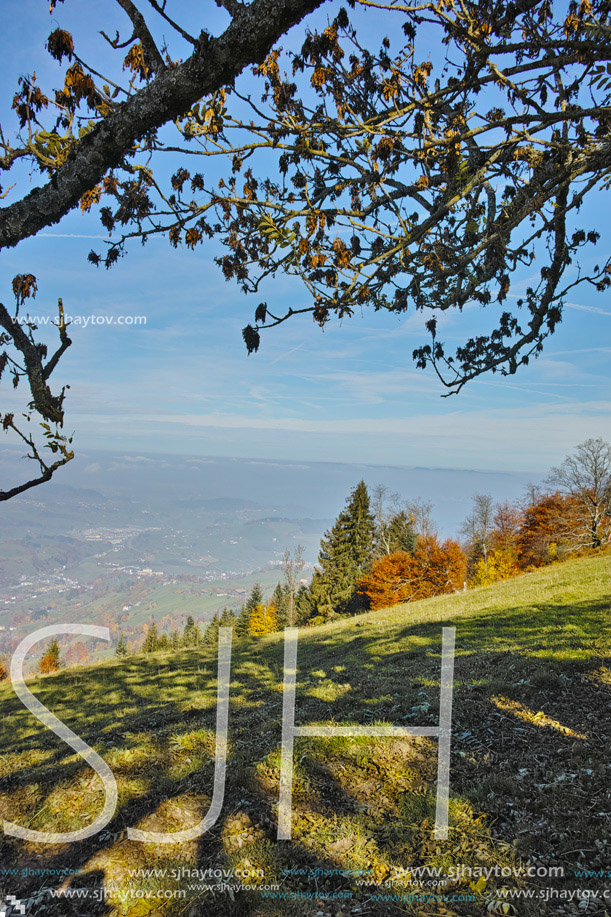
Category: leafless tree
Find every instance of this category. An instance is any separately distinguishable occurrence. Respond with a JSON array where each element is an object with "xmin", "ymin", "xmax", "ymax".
[
  {"xmin": 372, "ymin": 484, "xmax": 399, "ymax": 553},
  {"xmin": 461, "ymin": 493, "xmax": 495, "ymax": 566},
  {"xmin": 281, "ymin": 544, "xmax": 305, "ymax": 626},
  {"xmin": 405, "ymin": 497, "xmax": 436, "ymax": 540},
  {"xmin": 523, "ymin": 483, "xmax": 544, "ymax": 509},
  {"xmin": 371, "ymin": 484, "xmax": 425, "ymax": 555},
  {"xmin": 547, "ymin": 438, "xmax": 611, "ymax": 549}
]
